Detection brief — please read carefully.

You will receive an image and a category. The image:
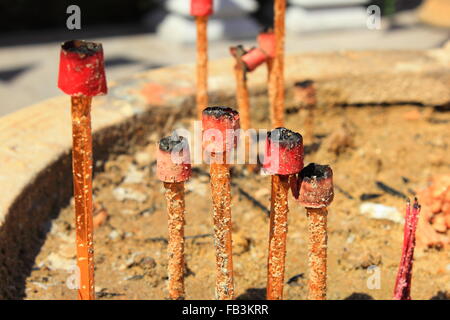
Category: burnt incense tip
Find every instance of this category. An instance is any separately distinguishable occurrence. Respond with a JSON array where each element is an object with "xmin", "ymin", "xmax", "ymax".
[
  {"xmin": 298, "ymin": 163, "xmax": 334, "ymax": 208},
  {"xmin": 202, "ymin": 106, "xmax": 240, "ymax": 154},
  {"xmin": 294, "ymin": 80, "xmax": 314, "ymax": 88},
  {"xmin": 263, "ymin": 128, "xmax": 304, "ymax": 175},
  {"xmin": 293, "ymin": 80, "xmax": 316, "ymax": 107},
  {"xmin": 58, "ymin": 39, "xmax": 107, "ymax": 97},
  {"xmin": 260, "ymin": 26, "xmax": 274, "ymax": 34},
  {"xmin": 157, "ymin": 135, "xmax": 191, "ymax": 183},
  {"xmin": 300, "ymin": 163, "xmax": 331, "ymax": 181},
  {"xmin": 229, "ymin": 45, "xmax": 247, "ymax": 61},
  {"xmin": 203, "ymin": 106, "xmax": 239, "ymax": 120},
  {"xmin": 159, "ymin": 134, "xmax": 186, "ymax": 153},
  {"xmin": 268, "ymin": 127, "xmax": 303, "ymax": 150},
  {"xmin": 61, "ymin": 40, "xmax": 102, "ymax": 56}
]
